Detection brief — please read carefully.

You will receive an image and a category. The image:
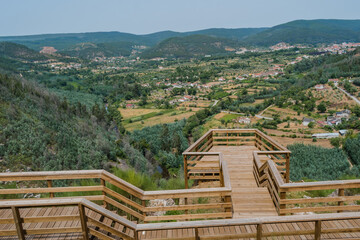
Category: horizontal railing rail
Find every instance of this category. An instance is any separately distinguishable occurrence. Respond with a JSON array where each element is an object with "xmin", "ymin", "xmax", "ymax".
[
  {"xmin": 184, "ymin": 129, "xmax": 291, "ymax": 183},
  {"xmin": 2, "ymin": 198, "xmax": 360, "ymax": 240},
  {"xmin": 0, "ymin": 169, "xmax": 232, "ymax": 223},
  {"xmin": 253, "ymin": 151, "xmax": 360, "ymax": 215}
]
